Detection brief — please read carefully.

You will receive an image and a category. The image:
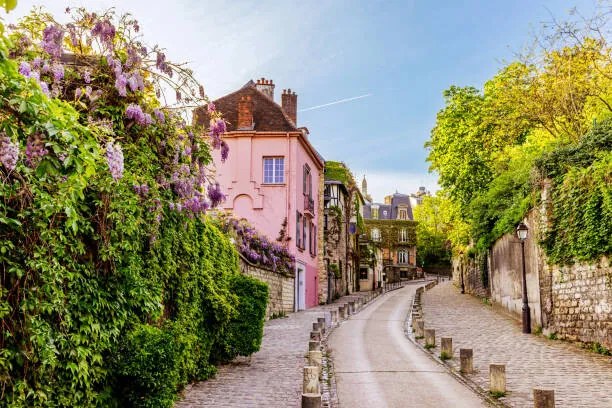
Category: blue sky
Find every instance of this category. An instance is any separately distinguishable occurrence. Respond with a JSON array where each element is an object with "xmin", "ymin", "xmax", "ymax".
[{"xmin": 4, "ymin": 0, "xmax": 600, "ymax": 201}]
